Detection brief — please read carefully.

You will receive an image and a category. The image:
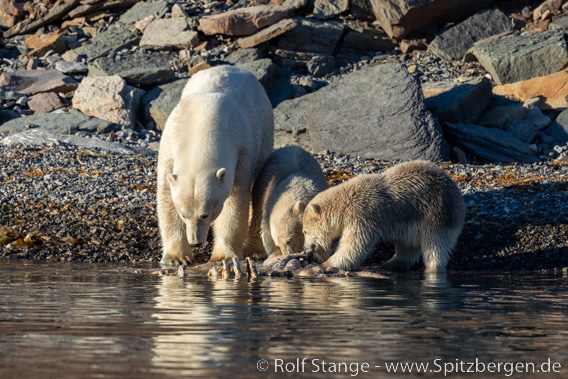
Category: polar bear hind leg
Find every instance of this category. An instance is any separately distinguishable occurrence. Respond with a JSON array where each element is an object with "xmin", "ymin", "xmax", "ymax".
[{"xmin": 381, "ymin": 243, "xmax": 421, "ymax": 271}]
